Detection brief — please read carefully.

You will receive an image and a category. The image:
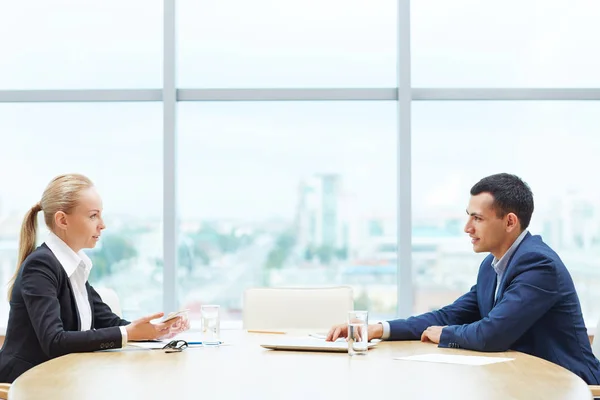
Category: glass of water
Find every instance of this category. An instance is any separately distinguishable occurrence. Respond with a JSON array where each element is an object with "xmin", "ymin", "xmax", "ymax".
[
  {"xmin": 348, "ymin": 310, "xmax": 368, "ymax": 356},
  {"xmin": 201, "ymin": 305, "xmax": 221, "ymax": 346}
]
